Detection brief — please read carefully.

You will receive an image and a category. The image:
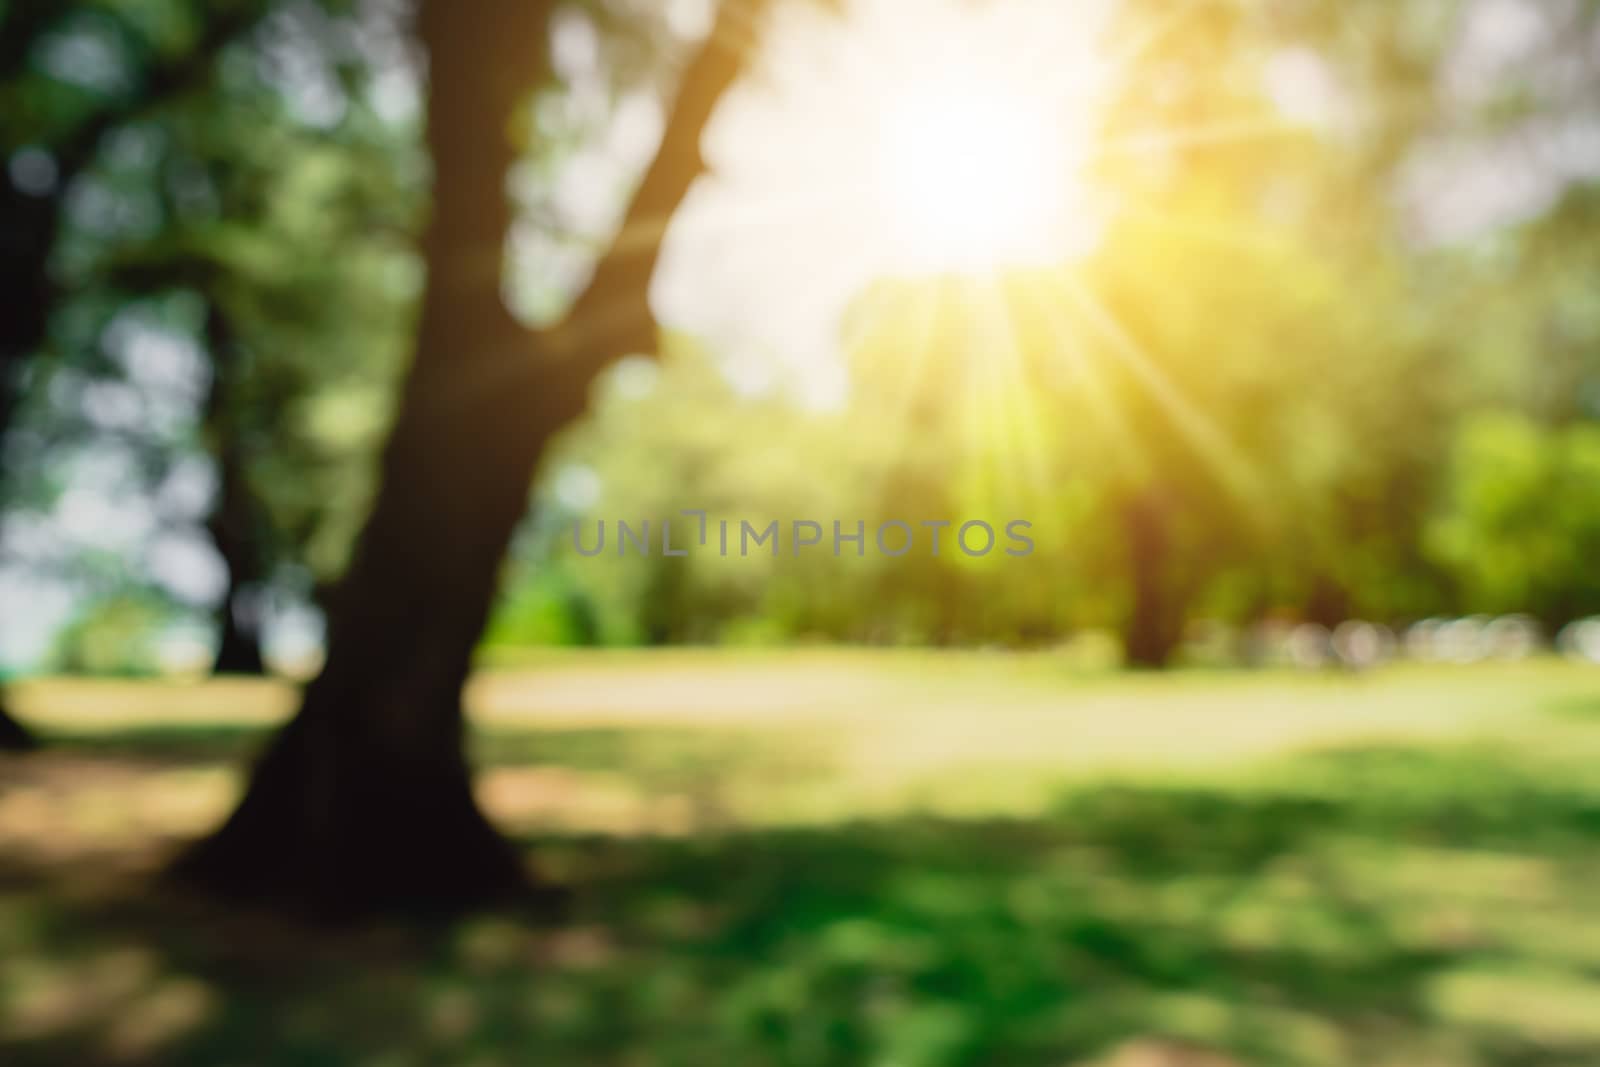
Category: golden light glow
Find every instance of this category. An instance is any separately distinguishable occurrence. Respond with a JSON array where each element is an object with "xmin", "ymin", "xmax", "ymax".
[
  {"xmin": 856, "ymin": 0, "xmax": 1115, "ymax": 275},
  {"xmin": 643, "ymin": 0, "xmax": 1305, "ymax": 513},
  {"xmin": 873, "ymin": 68, "xmax": 1097, "ymax": 274},
  {"xmin": 654, "ymin": 0, "xmax": 1124, "ymax": 394}
]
